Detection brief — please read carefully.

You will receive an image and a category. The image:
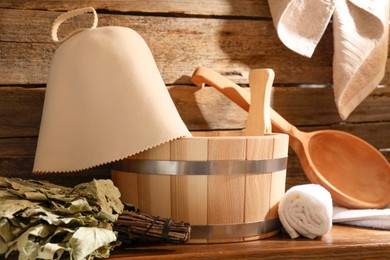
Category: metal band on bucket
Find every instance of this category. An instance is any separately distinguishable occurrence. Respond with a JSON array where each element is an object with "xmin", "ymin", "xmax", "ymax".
[
  {"xmin": 191, "ymin": 218, "xmax": 281, "ymax": 239},
  {"xmin": 113, "ymin": 158, "xmax": 287, "ymax": 175}
]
